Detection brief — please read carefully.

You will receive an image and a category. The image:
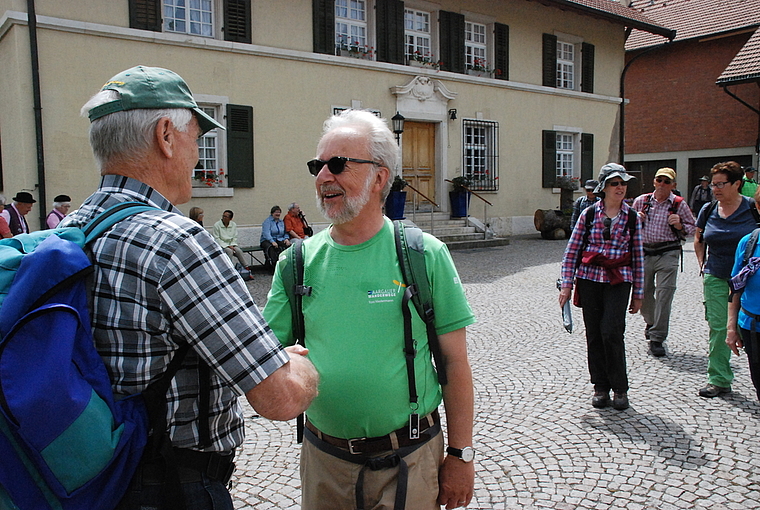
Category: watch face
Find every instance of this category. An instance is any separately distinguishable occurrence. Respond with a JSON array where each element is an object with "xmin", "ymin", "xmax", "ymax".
[{"xmin": 461, "ymin": 446, "xmax": 475, "ymax": 462}]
